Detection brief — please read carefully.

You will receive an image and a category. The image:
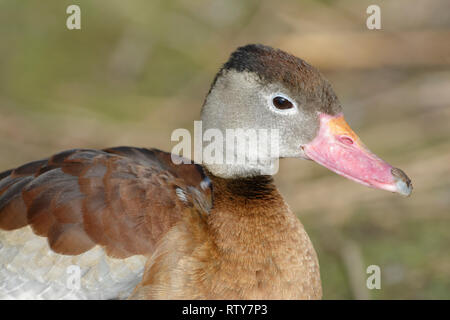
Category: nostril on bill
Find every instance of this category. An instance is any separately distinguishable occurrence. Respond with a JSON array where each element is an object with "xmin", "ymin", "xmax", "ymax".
[{"xmin": 338, "ymin": 135, "xmax": 354, "ymax": 145}]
